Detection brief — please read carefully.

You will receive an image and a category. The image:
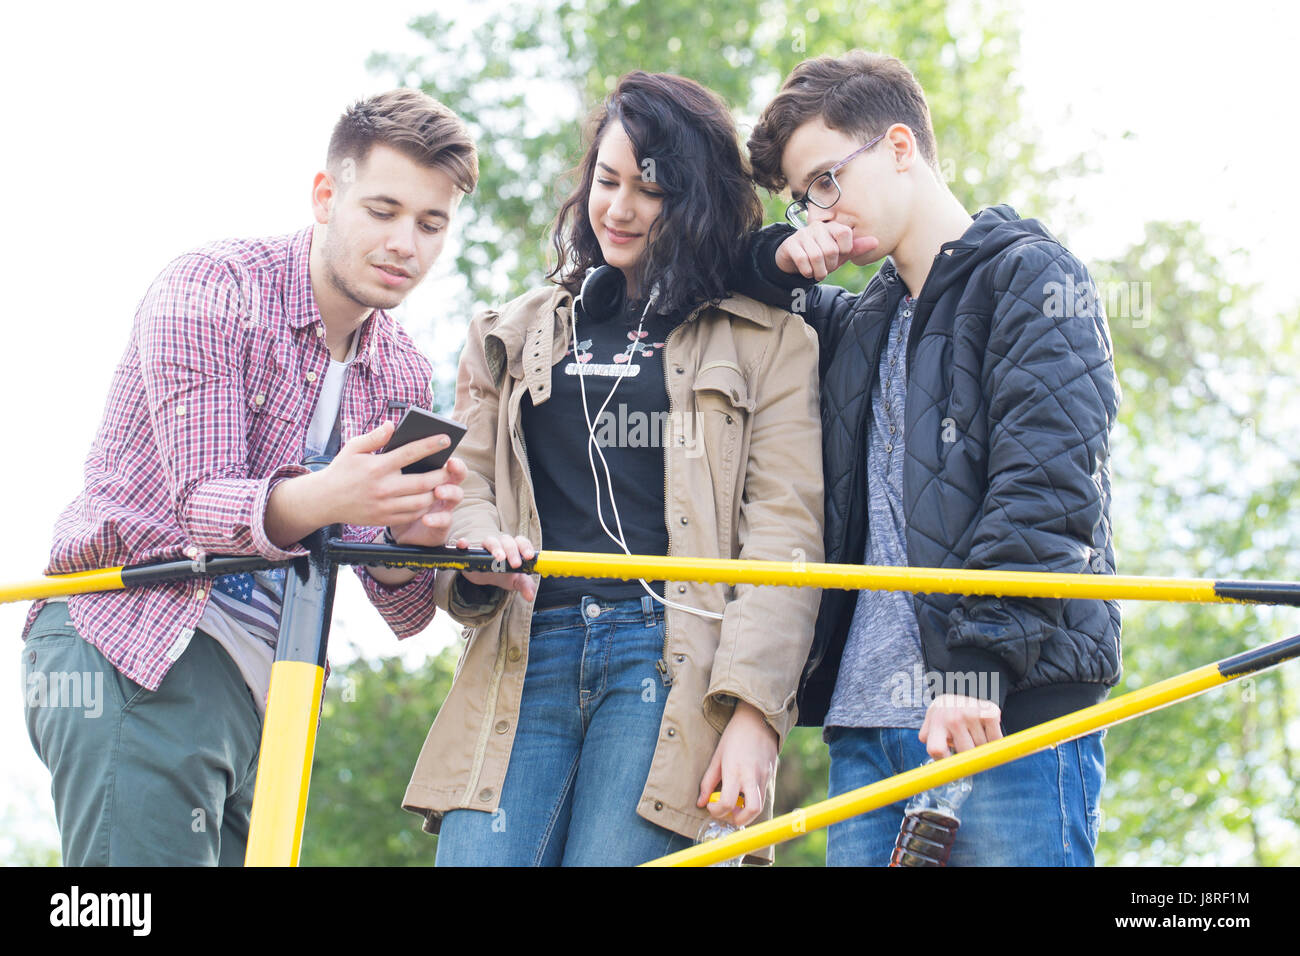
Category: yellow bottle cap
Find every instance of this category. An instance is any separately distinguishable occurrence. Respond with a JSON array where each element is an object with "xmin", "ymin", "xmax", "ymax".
[{"xmin": 708, "ymin": 791, "xmax": 745, "ymax": 809}]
